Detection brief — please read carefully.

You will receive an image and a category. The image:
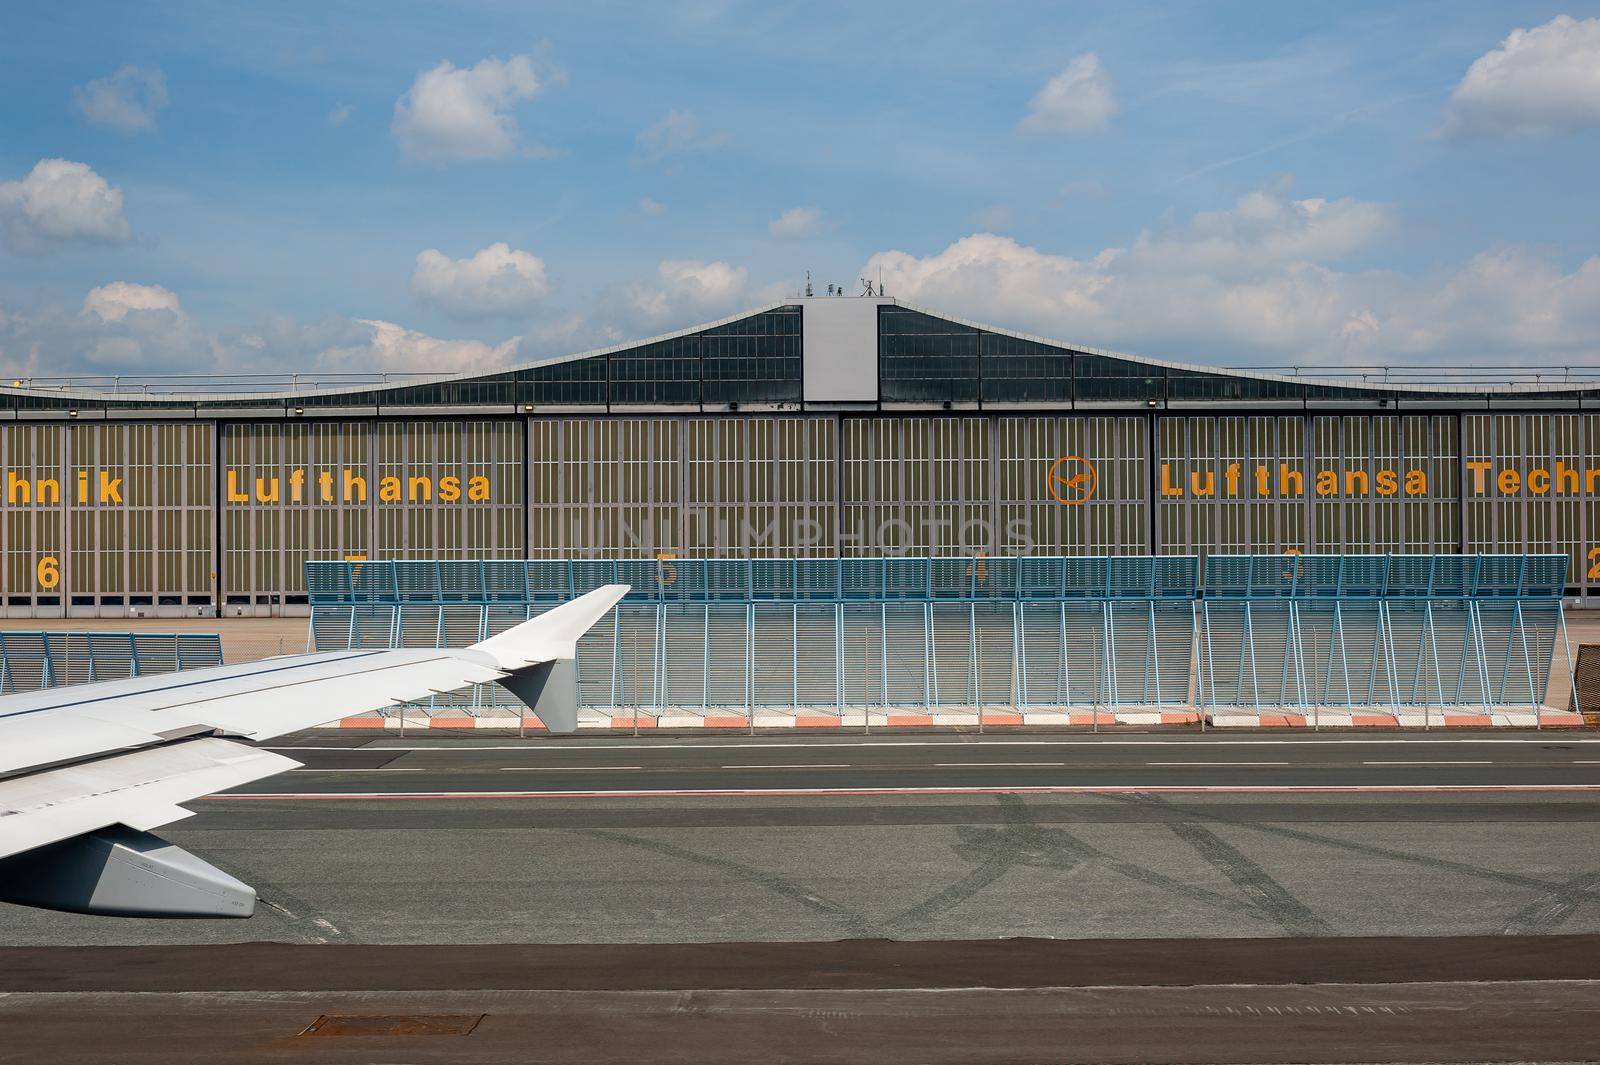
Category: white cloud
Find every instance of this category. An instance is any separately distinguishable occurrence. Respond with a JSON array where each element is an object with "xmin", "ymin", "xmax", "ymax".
[
  {"xmin": 657, "ymin": 259, "xmax": 747, "ymax": 305},
  {"xmin": 627, "ymin": 259, "xmax": 748, "ymax": 323},
  {"xmin": 867, "ymin": 233, "xmax": 1106, "ymax": 334},
  {"xmin": 392, "ymin": 53, "xmax": 556, "ymax": 163},
  {"xmin": 326, "ymin": 103, "xmax": 355, "ymax": 127},
  {"xmin": 83, "ymin": 282, "xmax": 180, "ymax": 321},
  {"xmin": 635, "ymin": 109, "xmax": 729, "ymax": 163},
  {"xmin": 1121, "ymin": 183, "xmax": 1392, "ymax": 276},
  {"xmin": 322, "ymin": 320, "xmax": 521, "ymax": 373},
  {"xmin": 0, "ymin": 283, "xmax": 208, "ymax": 374},
  {"xmin": 768, "ymin": 206, "xmax": 822, "ymax": 239},
  {"xmin": 0, "ymin": 159, "xmax": 132, "ymax": 254},
  {"xmin": 638, "ymin": 196, "xmax": 666, "ymax": 217},
  {"xmin": 73, "ymin": 66, "xmax": 168, "ymax": 135},
  {"xmin": 410, "ymin": 242, "xmax": 551, "ymax": 318},
  {"xmin": 1, "ymin": 284, "xmax": 526, "ymax": 378},
  {"xmin": 863, "ymin": 181, "xmax": 1600, "ymax": 365},
  {"xmin": 1442, "ymin": 15, "xmax": 1600, "ymax": 139},
  {"xmin": 1019, "ymin": 53, "xmax": 1117, "ymax": 136}
]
